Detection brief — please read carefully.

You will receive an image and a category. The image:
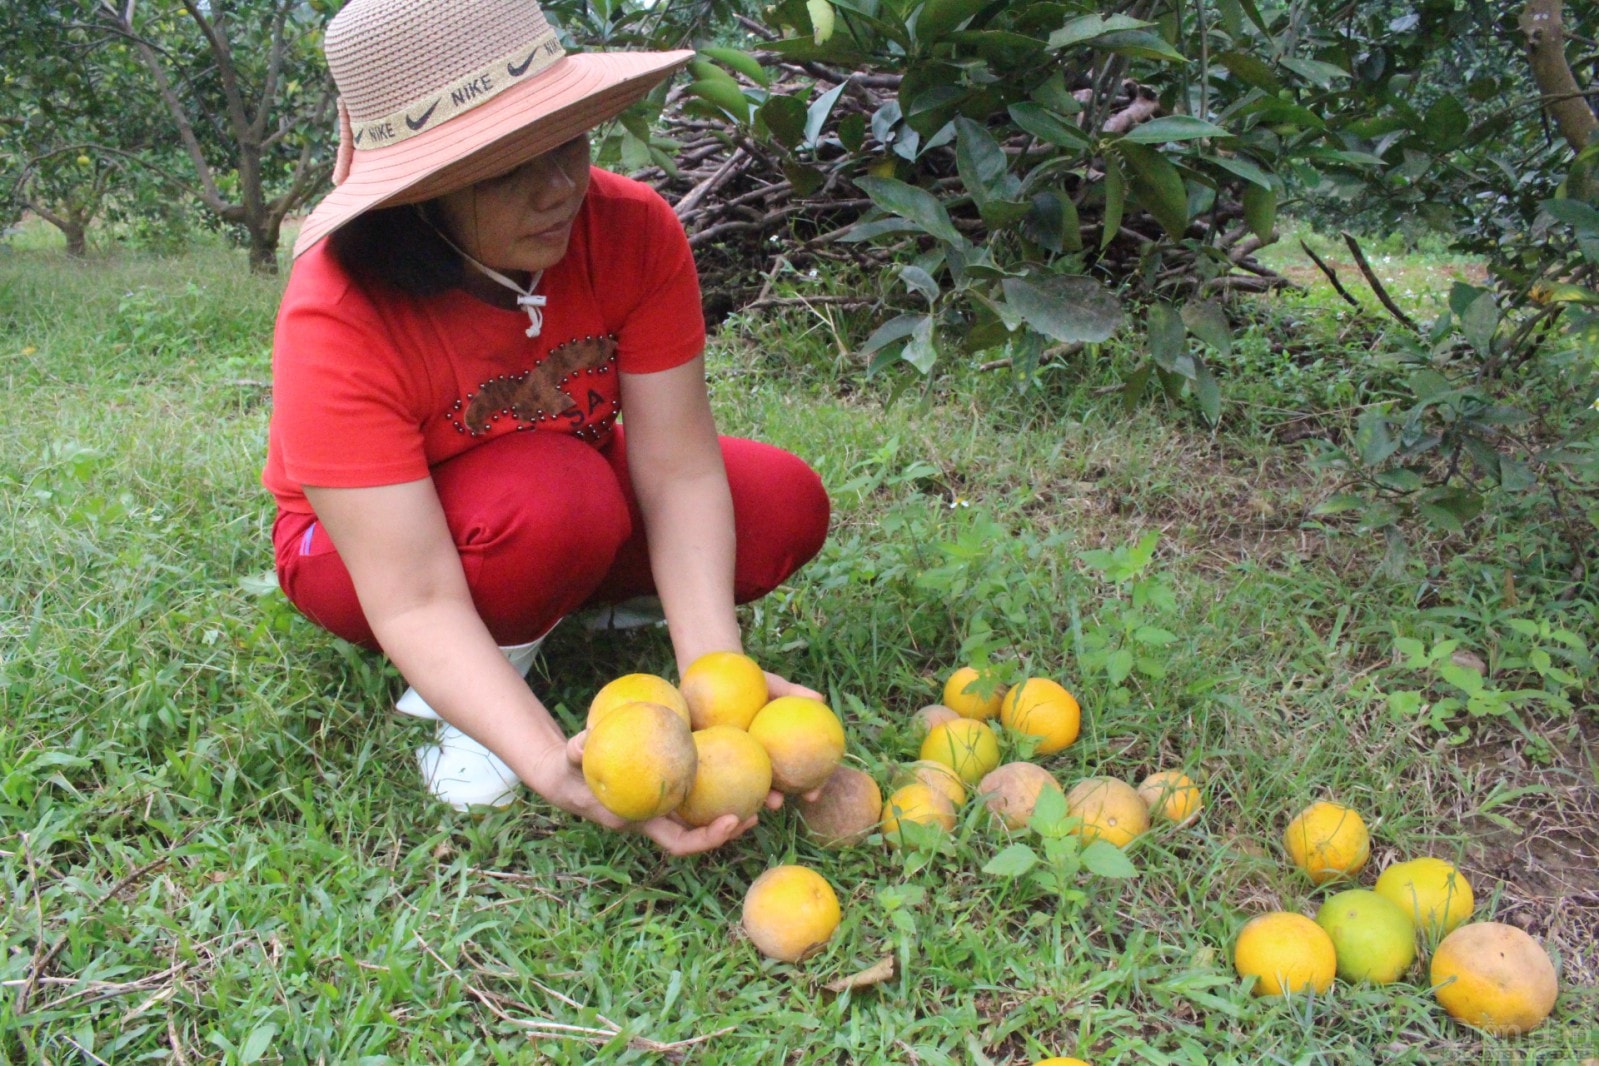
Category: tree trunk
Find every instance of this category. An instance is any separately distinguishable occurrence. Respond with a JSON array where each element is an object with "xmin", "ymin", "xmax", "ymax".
[
  {"xmin": 247, "ymin": 227, "xmax": 280, "ymax": 274},
  {"xmin": 1520, "ymin": 0, "xmax": 1597, "ymax": 151},
  {"xmin": 63, "ymin": 221, "xmax": 87, "ymax": 258}
]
